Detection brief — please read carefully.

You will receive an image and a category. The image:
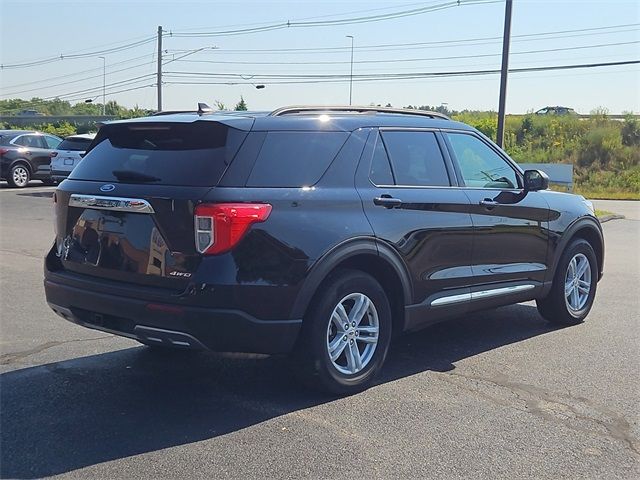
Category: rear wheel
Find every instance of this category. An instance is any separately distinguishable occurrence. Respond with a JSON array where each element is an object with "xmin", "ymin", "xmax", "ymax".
[
  {"xmin": 41, "ymin": 178, "xmax": 57, "ymax": 186},
  {"xmin": 292, "ymin": 269, "xmax": 392, "ymax": 395},
  {"xmin": 7, "ymin": 164, "xmax": 30, "ymax": 188},
  {"xmin": 537, "ymin": 239, "xmax": 598, "ymax": 325}
]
